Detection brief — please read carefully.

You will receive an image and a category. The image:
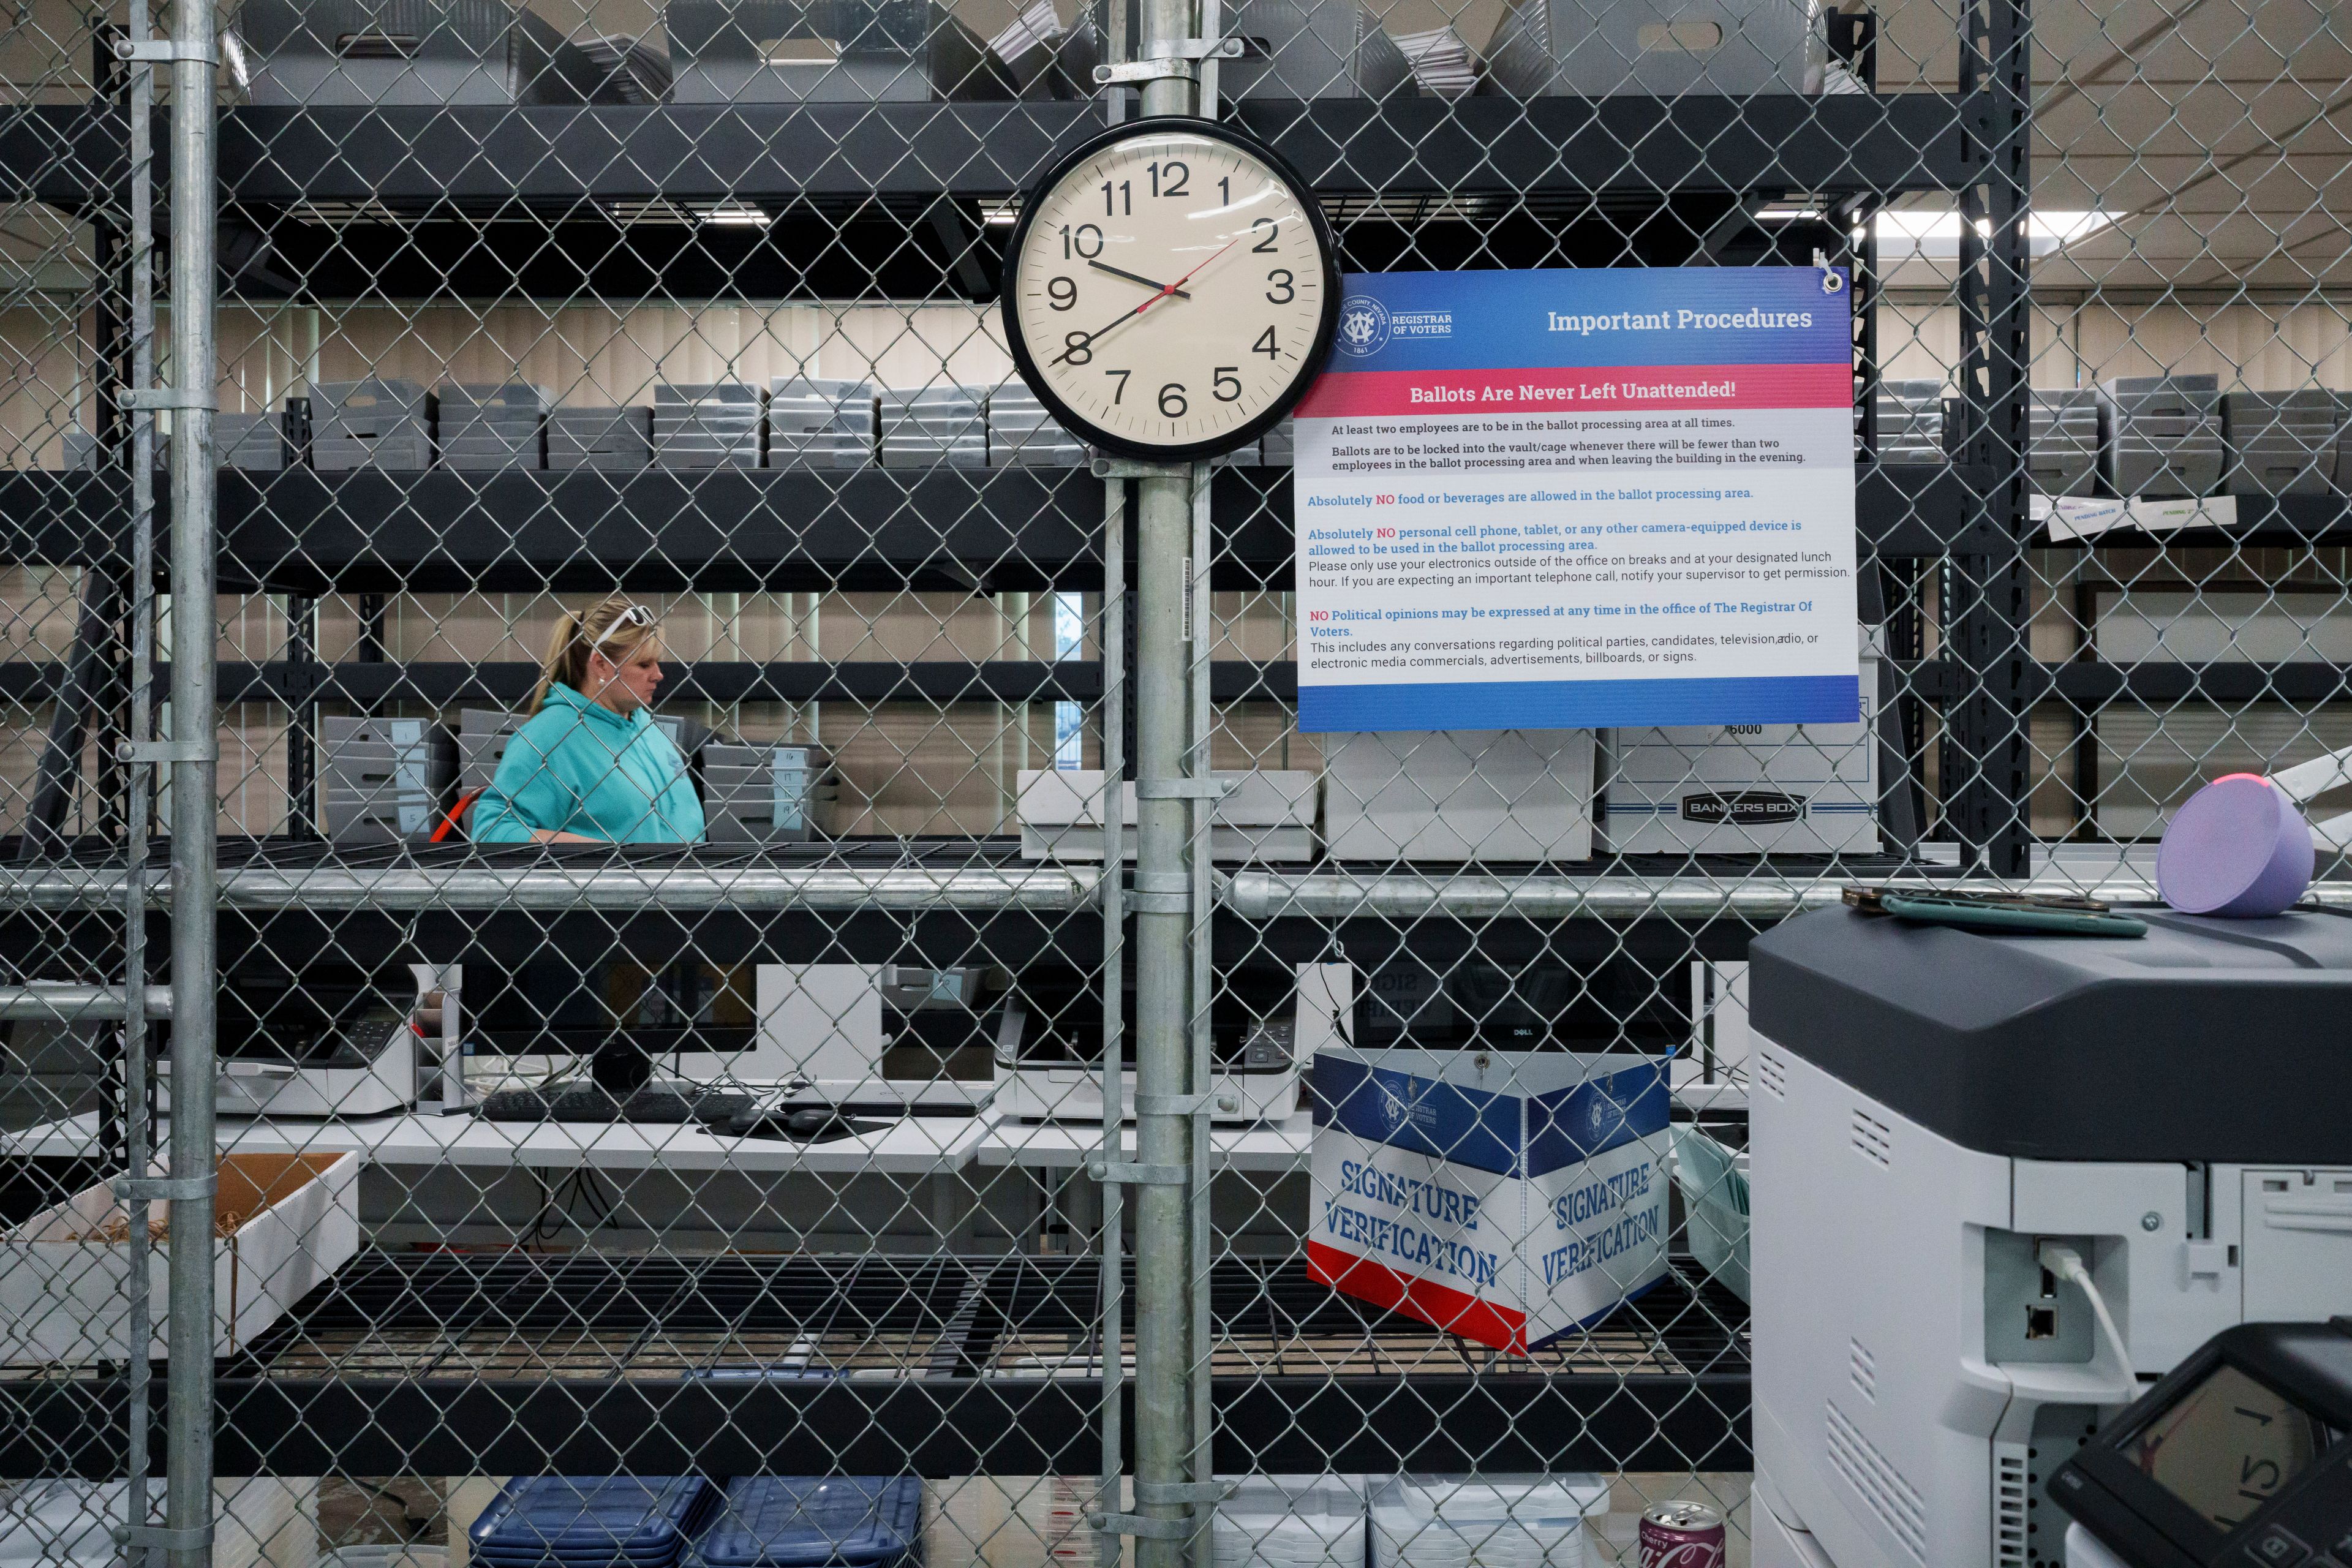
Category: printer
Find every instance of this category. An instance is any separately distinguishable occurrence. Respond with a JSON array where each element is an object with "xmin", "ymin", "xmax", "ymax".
[
  {"xmin": 1744, "ymin": 908, "xmax": 2352, "ymax": 1568},
  {"xmin": 159, "ymin": 964, "xmax": 453, "ymax": 1118},
  {"xmin": 997, "ymin": 960, "xmax": 1351, "ymax": 1123},
  {"xmin": 752, "ymin": 963, "xmax": 1005, "ymax": 1107}
]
